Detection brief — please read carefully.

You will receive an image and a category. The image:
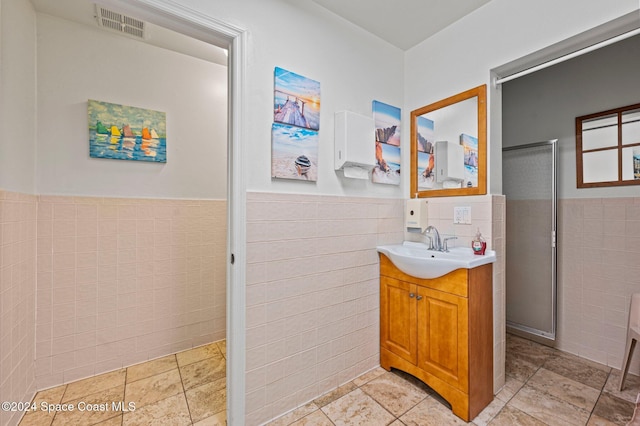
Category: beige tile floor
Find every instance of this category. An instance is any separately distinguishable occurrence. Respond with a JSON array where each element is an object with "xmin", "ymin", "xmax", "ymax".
[
  {"xmin": 267, "ymin": 334, "xmax": 640, "ymax": 426},
  {"xmin": 19, "ymin": 339, "xmax": 226, "ymax": 426},
  {"xmin": 18, "ymin": 334, "xmax": 640, "ymax": 425}
]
